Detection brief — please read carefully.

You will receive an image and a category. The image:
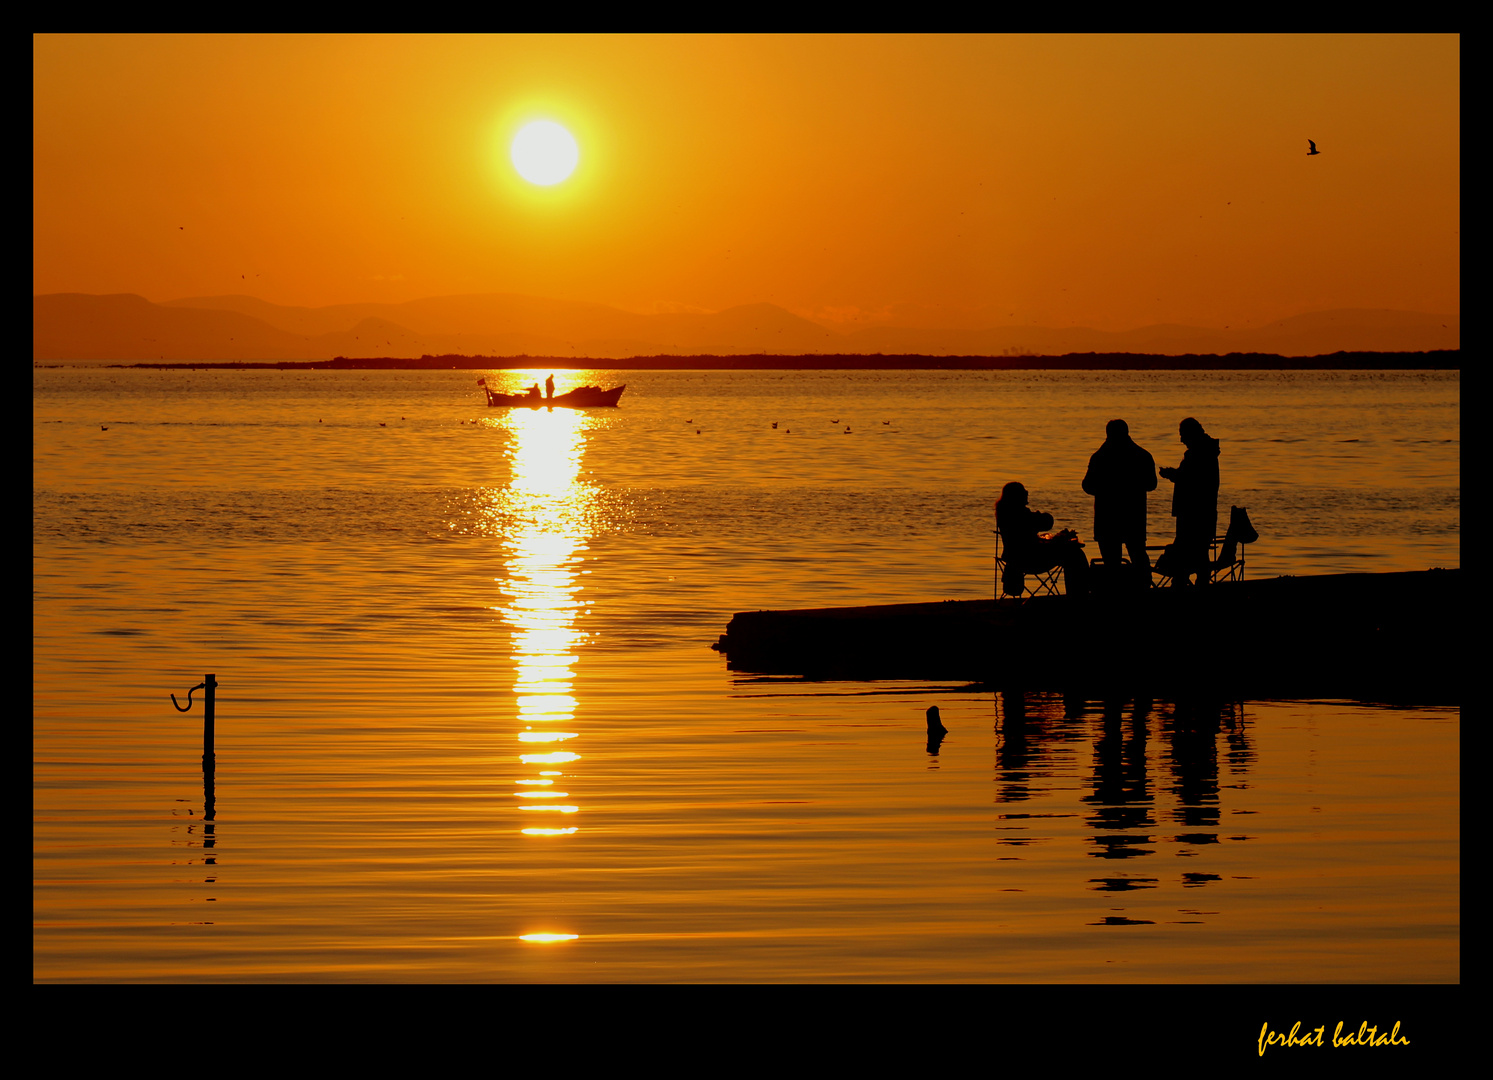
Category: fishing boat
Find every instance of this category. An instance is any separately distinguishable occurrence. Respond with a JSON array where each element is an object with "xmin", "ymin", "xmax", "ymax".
[{"xmin": 477, "ymin": 377, "xmax": 625, "ymax": 409}]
